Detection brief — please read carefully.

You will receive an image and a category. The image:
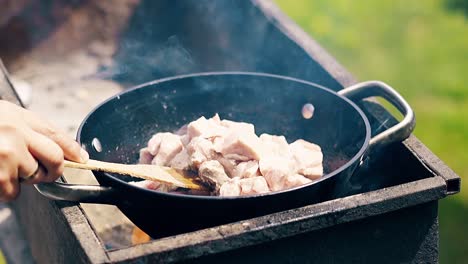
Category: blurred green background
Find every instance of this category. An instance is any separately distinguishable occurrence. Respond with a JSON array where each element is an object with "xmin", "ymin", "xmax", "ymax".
[{"xmin": 275, "ymin": 0, "xmax": 467, "ymax": 263}]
